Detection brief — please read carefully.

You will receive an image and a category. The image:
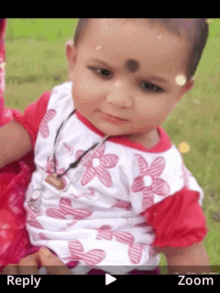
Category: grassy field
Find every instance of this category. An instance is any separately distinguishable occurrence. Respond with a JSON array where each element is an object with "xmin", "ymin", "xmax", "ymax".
[{"xmin": 4, "ymin": 19, "xmax": 220, "ymax": 273}]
